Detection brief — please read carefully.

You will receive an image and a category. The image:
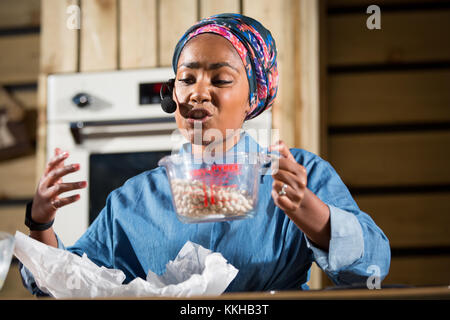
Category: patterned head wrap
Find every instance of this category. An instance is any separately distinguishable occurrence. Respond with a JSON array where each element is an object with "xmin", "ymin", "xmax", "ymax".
[{"xmin": 172, "ymin": 13, "xmax": 279, "ymax": 120}]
